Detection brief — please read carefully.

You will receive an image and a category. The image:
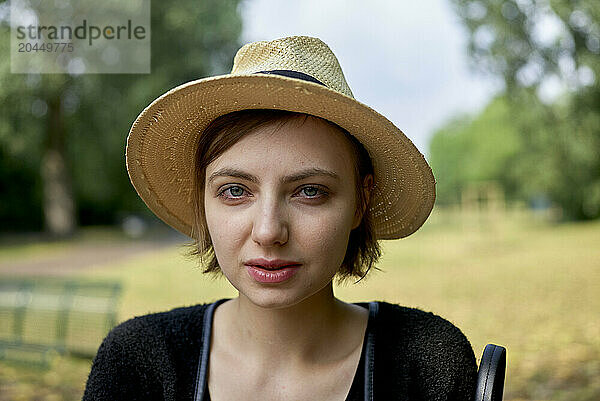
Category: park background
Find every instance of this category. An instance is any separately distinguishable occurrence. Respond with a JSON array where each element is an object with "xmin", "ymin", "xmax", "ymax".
[{"xmin": 1, "ymin": 0, "xmax": 599, "ymax": 400}]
